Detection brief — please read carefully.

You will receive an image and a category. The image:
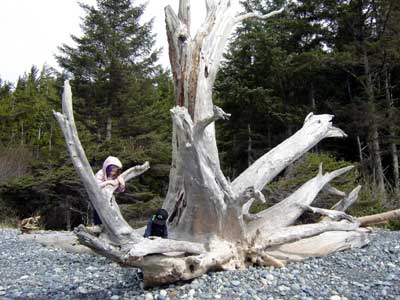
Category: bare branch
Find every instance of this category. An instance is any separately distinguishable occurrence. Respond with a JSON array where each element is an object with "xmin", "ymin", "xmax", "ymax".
[
  {"xmin": 75, "ymin": 225, "xmax": 206, "ymax": 264},
  {"xmin": 74, "ymin": 225, "xmax": 126, "ymax": 263},
  {"xmin": 178, "ymin": 0, "xmax": 191, "ymax": 31},
  {"xmin": 232, "ymin": 113, "xmax": 348, "ymax": 195},
  {"xmin": 320, "ymin": 185, "xmax": 362, "ymax": 222},
  {"xmin": 299, "ymin": 204, "xmax": 359, "ymax": 222},
  {"xmin": 194, "ymin": 105, "xmax": 231, "ymax": 135},
  {"xmin": 237, "ymin": 186, "xmax": 265, "ymax": 207},
  {"xmin": 236, "ymin": 186, "xmax": 265, "ymax": 223},
  {"xmin": 170, "ymin": 106, "xmax": 194, "ymax": 144},
  {"xmin": 205, "ymin": 0, "xmax": 215, "ymax": 13},
  {"xmin": 19, "ymin": 230, "xmax": 93, "ymax": 255},
  {"xmin": 264, "ymin": 230, "xmax": 369, "ymax": 263},
  {"xmin": 255, "ymin": 220, "xmax": 361, "ymax": 248},
  {"xmin": 126, "ymin": 238, "xmax": 206, "ymax": 258},
  {"xmin": 122, "ymin": 161, "xmax": 150, "ymax": 182},
  {"xmin": 58, "ymin": 81, "xmax": 94, "ymax": 175},
  {"xmin": 235, "ymin": 7, "xmax": 284, "ymax": 24},
  {"xmin": 323, "ymin": 183, "xmax": 346, "ymax": 197},
  {"xmin": 54, "ymin": 81, "xmax": 136, "ymax": 243},
  {"xmin": 358, "ymin": 209, "xmax": 400, "ymax": 226},
  {"xmin": 247, "ymin": 165, "xmax": 354, "ymax": 234},
  {"xmin": 331, "ymin": 185, "xmax": 362, "ymax": 212},
  {"xmin": 165, "ymin": 5, "xmax": 190, "ymax": 76},
  {"xmin": 101, "ymin": 162, "xmax": 151, "ymax": 200},
  {"xmin": 165, "ymin": 6, "xmax": 185, "ymax": 39}
]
